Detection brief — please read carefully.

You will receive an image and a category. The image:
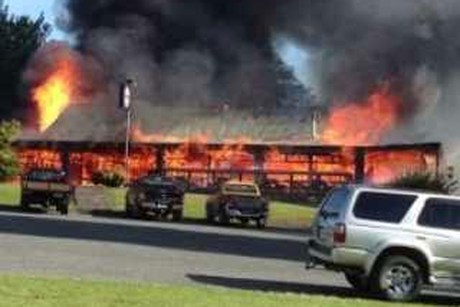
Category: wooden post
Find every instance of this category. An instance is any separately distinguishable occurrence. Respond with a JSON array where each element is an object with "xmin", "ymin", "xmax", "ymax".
[{"xmin": 354, "ymin": 147, "xmax": 365, "ymax": 184}]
